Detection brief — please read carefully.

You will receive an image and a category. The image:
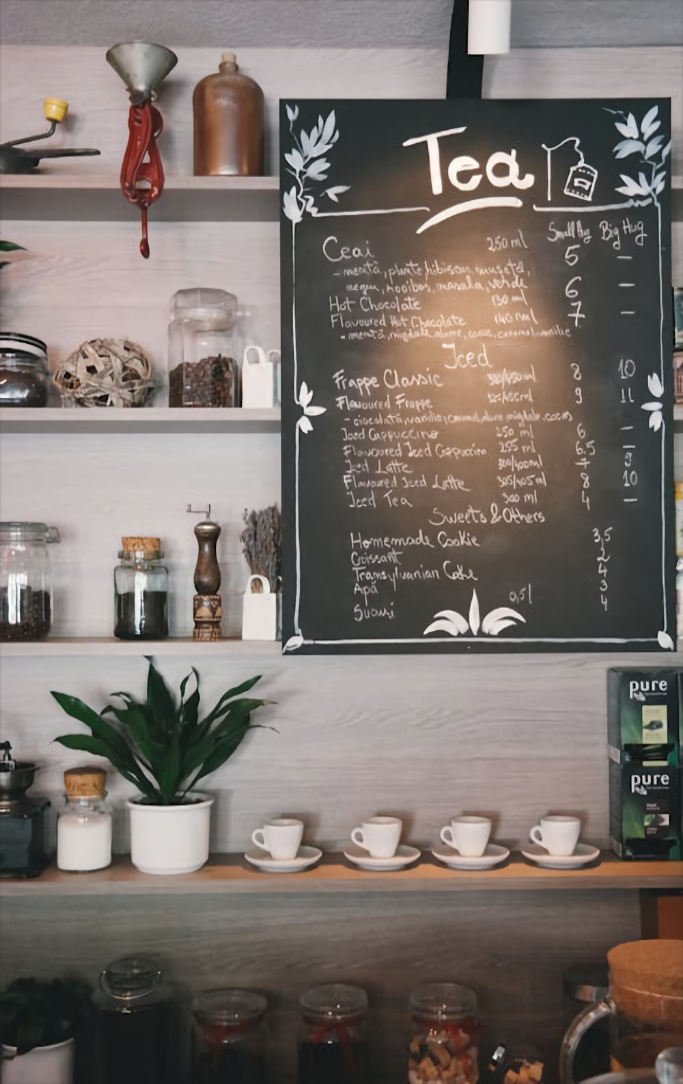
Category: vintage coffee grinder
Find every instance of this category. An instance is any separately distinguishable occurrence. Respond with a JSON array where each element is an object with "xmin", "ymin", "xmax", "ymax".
[
  {"xmin": 0, "ymin": 741, "xmax": 50, "ymax": 878},
  {"xmin": 106, "ymin": 42, "xmax": 178, "ymax": 258},
  {"xmin": 187, "ymin": 505, "xmax": 223, "ymax": 641}
]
